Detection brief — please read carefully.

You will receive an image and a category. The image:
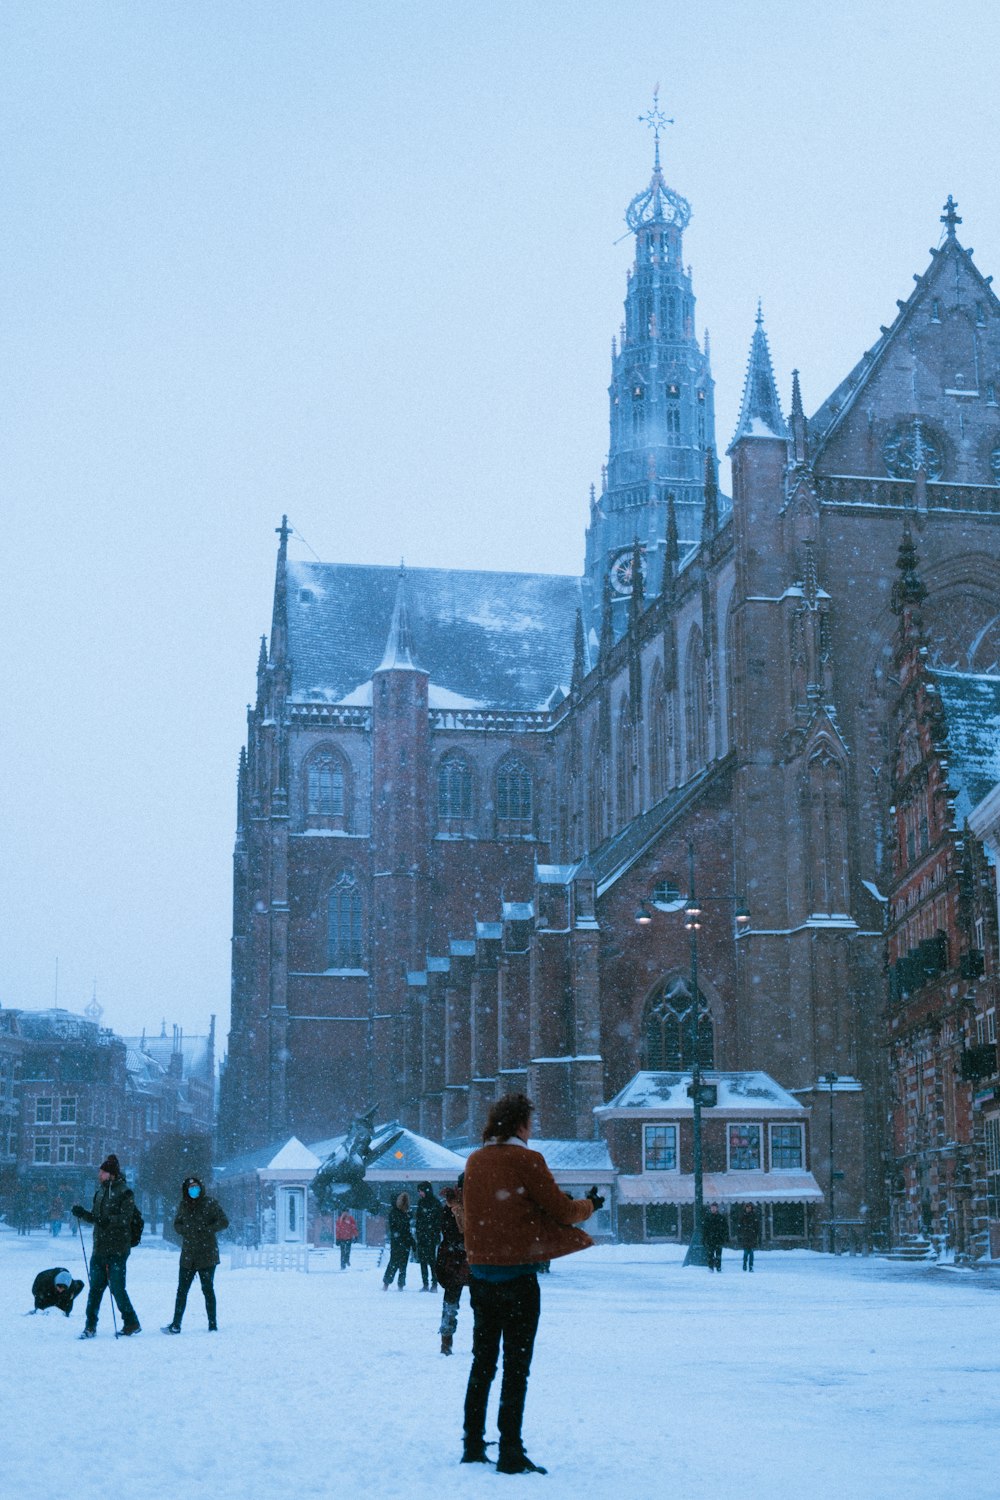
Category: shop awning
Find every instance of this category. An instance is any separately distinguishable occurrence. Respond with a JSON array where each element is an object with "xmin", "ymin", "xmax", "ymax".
[{"xmin": 616, "ymin": 1171, "xmax": 824, "ymax": 1206}]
